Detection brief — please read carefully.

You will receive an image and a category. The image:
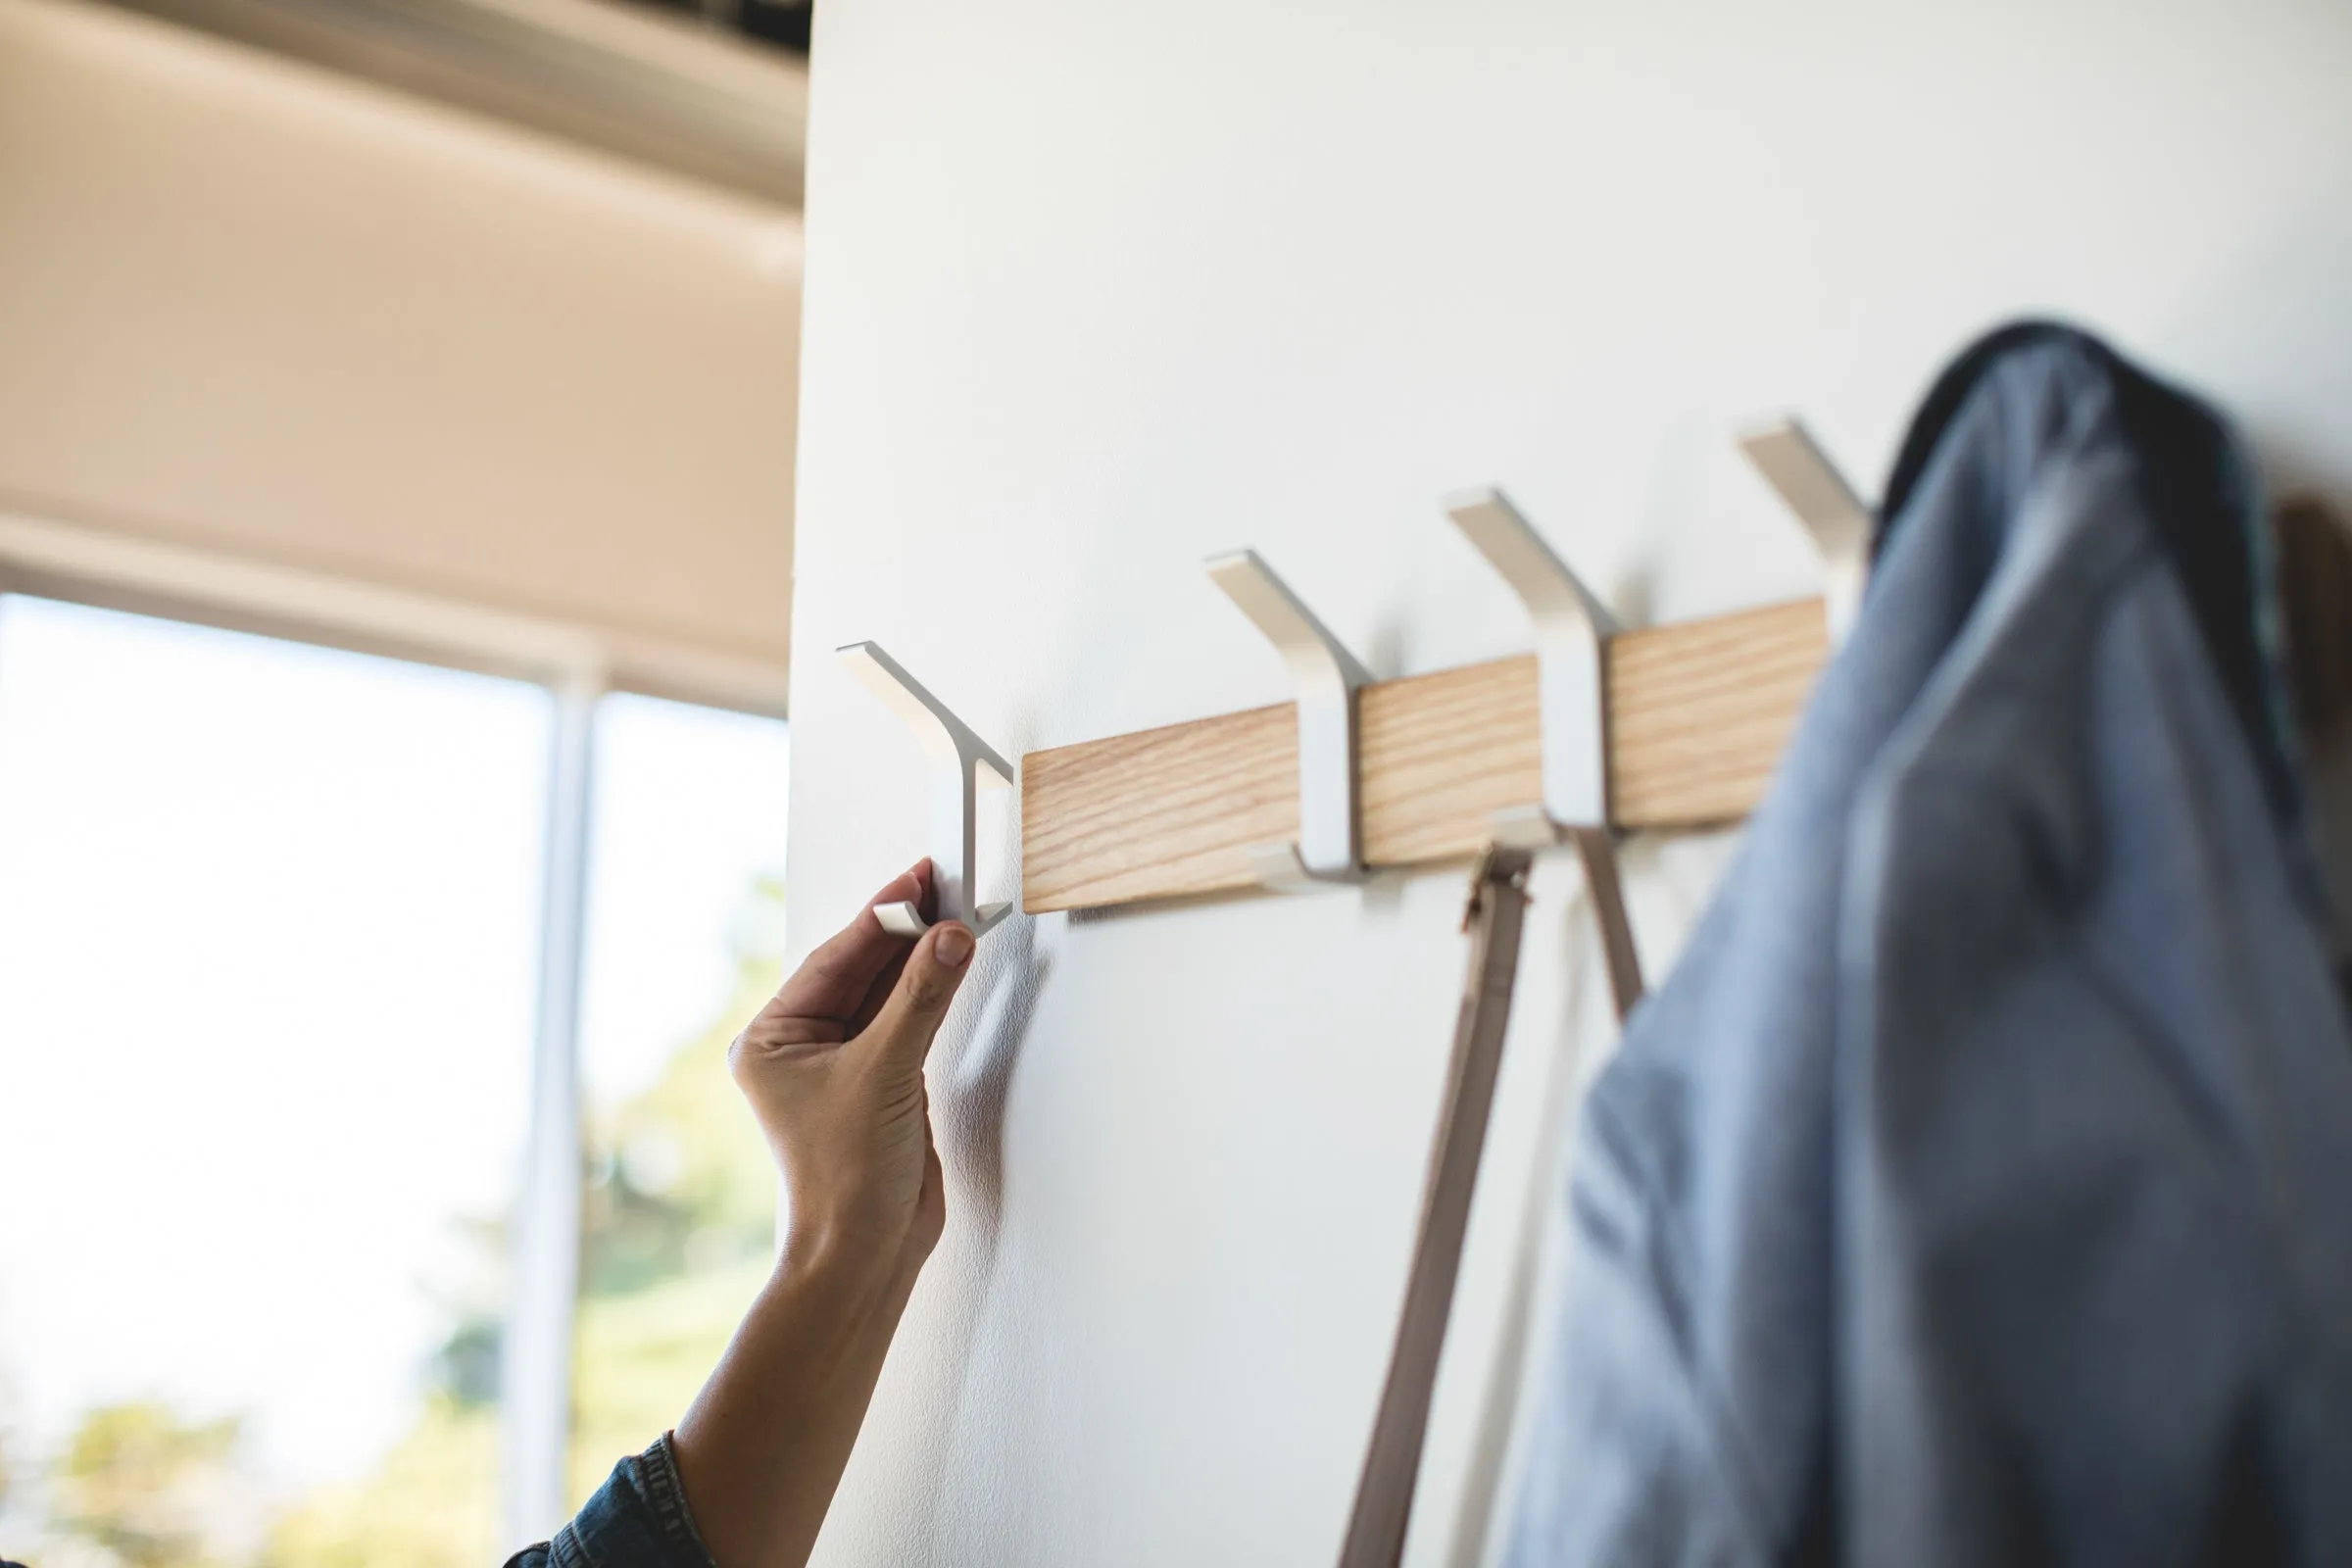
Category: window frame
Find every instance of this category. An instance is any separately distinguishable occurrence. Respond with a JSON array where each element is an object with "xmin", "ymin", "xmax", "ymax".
[{"xmin": 0, "ymin": 505, "xmax": 787, "ymax": 1549}]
